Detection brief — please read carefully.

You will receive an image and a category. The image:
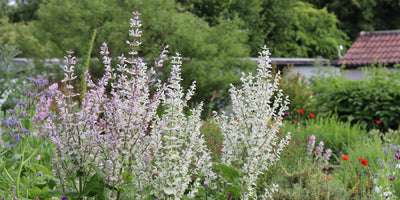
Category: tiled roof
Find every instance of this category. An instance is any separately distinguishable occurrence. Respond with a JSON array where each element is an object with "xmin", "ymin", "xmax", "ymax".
[{"xmin": 339, "ymin": 30, "xmax": 400, "ymax": 67}]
